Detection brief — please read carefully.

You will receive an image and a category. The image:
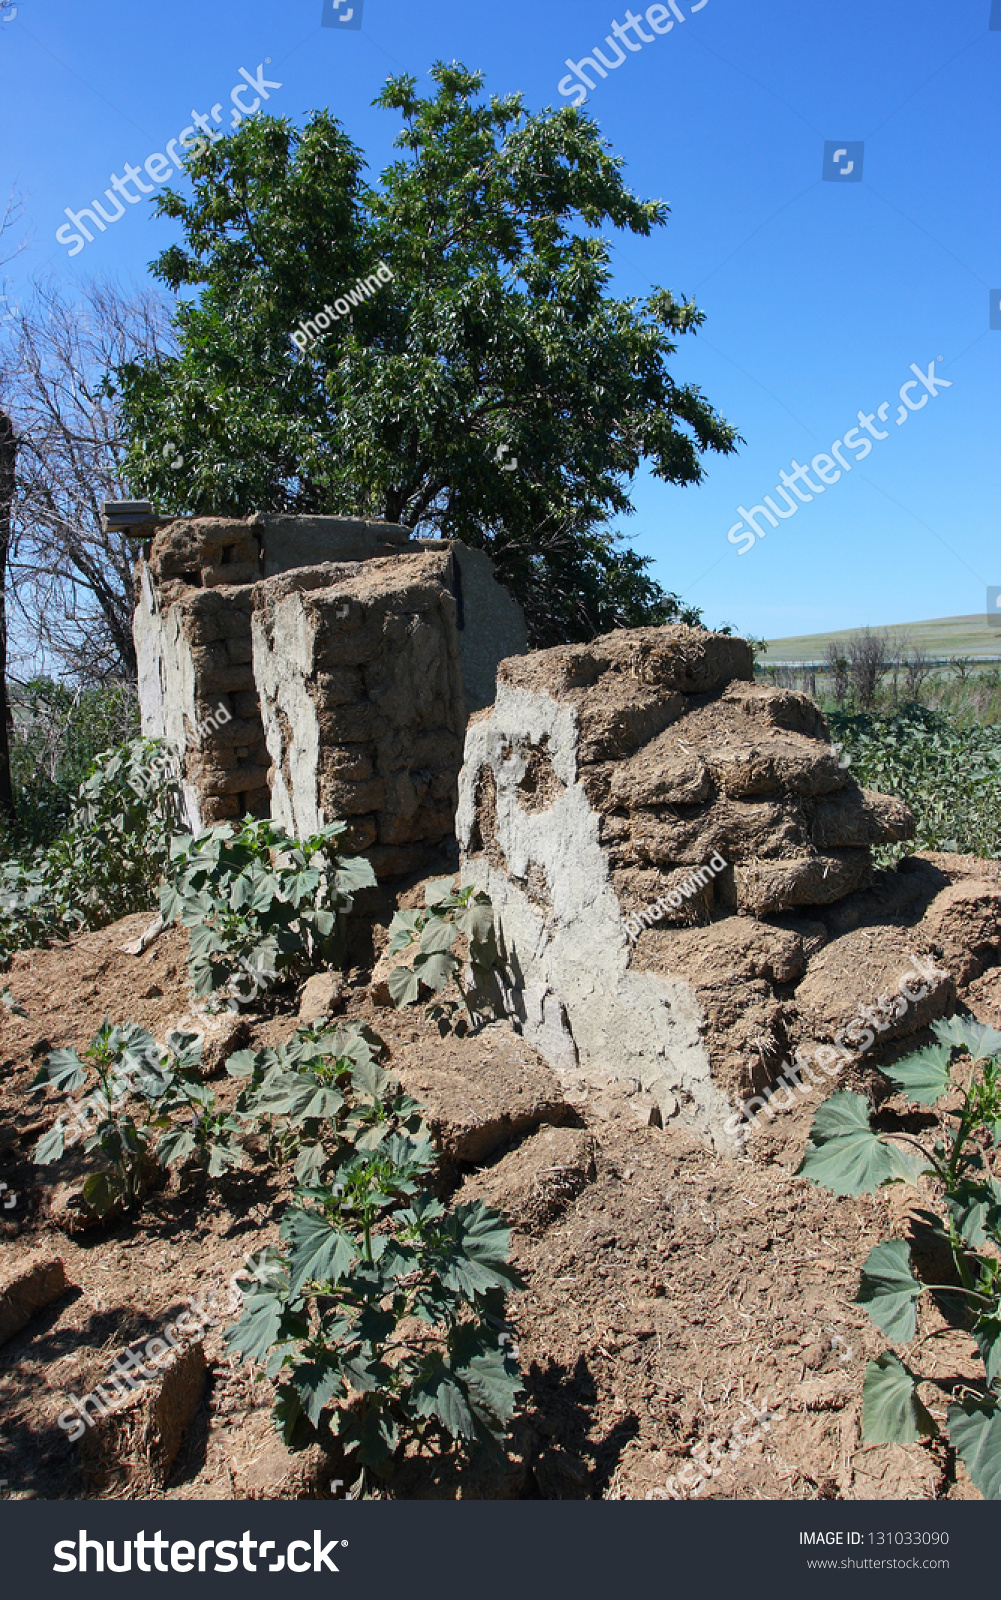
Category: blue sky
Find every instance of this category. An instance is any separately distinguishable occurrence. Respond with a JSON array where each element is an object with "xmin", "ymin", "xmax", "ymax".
[{"xmin": 1, "ymin": 0, "xmax": 998, "ymax": 639}]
